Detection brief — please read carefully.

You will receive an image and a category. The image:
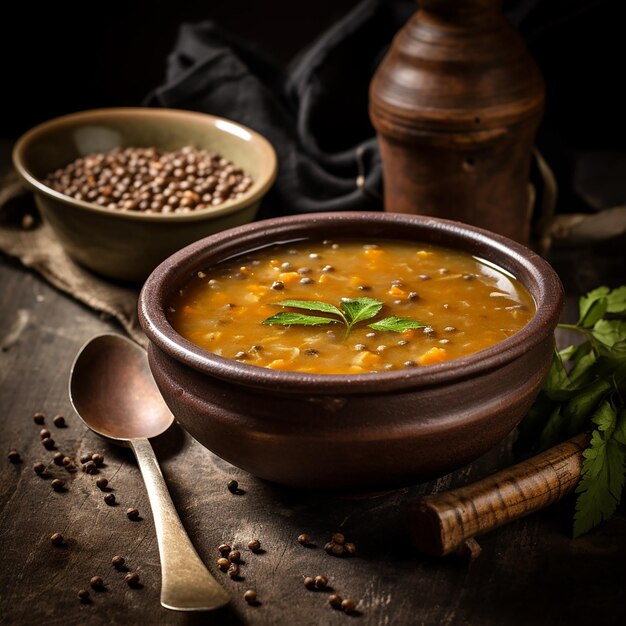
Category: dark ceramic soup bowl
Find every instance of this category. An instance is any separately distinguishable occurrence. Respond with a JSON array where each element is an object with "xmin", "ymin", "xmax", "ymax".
[{"xmin": 139, "ymin": 212, "xmax": 563, "ymax": 491}]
